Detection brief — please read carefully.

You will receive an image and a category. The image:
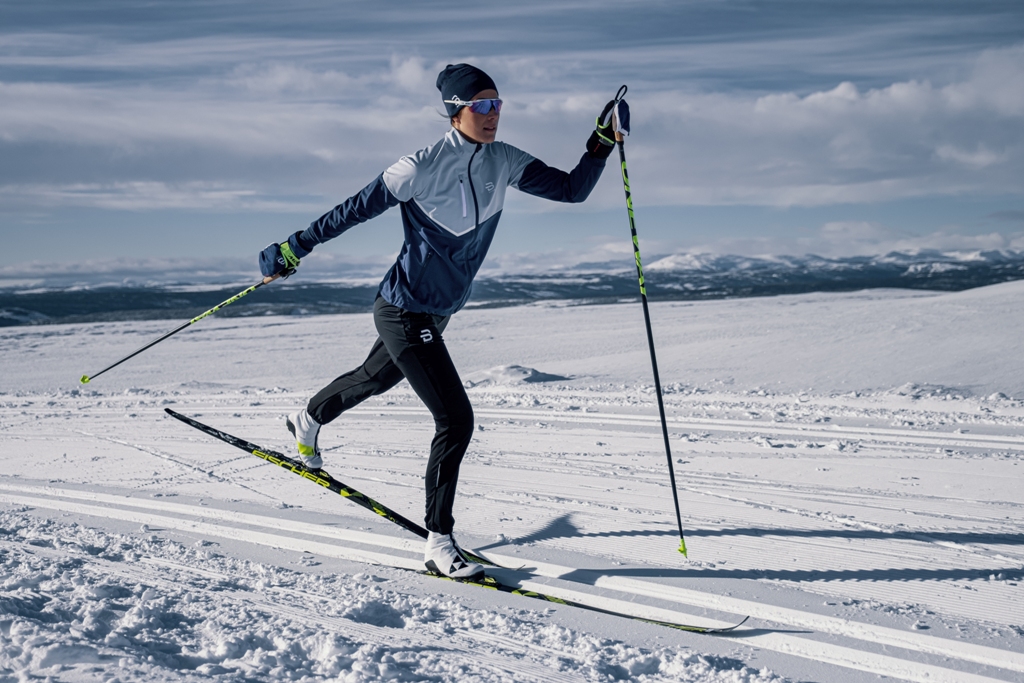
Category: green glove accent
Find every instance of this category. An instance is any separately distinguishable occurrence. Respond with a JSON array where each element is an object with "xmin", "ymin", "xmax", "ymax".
[
  {"xmin": 595, "ymin": 114, "xmax": 616, "ymax": 146},
  {"xmin": 594, "ymin": 97, "xmax": 619, "ymax": 147},
  {"xmin": 279, "ymin": 241, "xmax": 301, "ymax": 269}
]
